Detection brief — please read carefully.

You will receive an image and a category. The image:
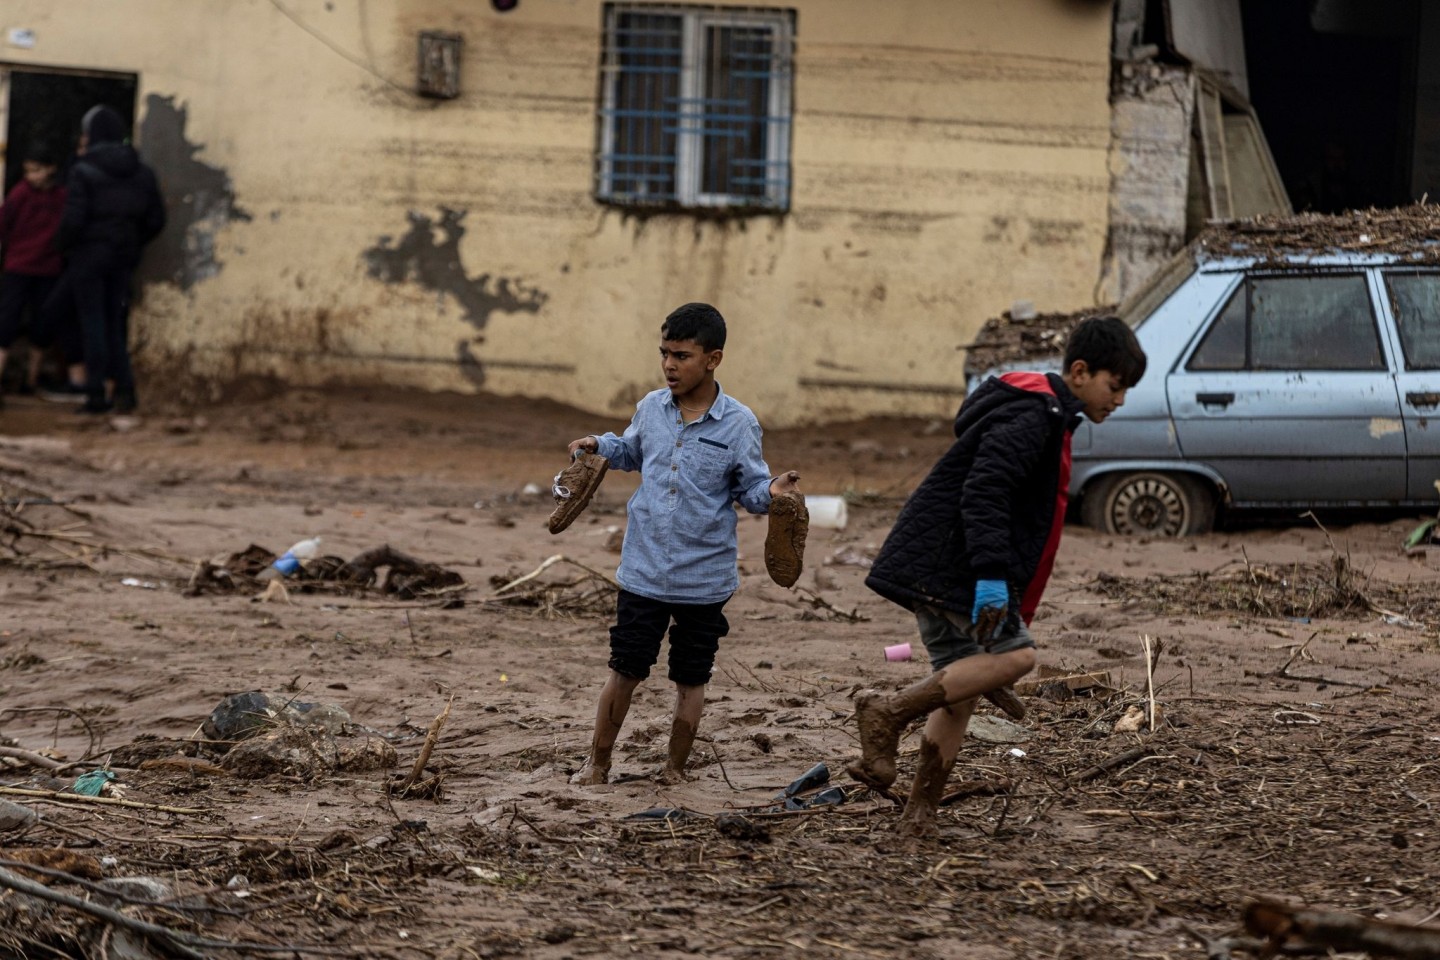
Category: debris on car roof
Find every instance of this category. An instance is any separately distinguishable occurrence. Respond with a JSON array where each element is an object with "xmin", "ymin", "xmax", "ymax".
[
  {"xmin": 1198, "ymin": 202, "xmax": 1440, "ymax": 261},
  {"xmin": 963, "ymin": 302, "xmax": 1116, "ymax": 381},
  {"xmin": 964, "ymin": 203, "xmax": 1440, "ymax": 382}
]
